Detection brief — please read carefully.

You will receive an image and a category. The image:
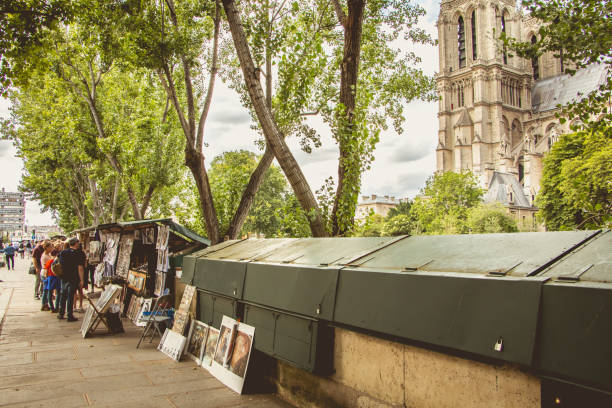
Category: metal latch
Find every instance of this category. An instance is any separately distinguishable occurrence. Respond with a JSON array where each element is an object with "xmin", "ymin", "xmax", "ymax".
[{"xmin": 556, "ymin": 264, "xmax": 594, "ymax": 283}]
